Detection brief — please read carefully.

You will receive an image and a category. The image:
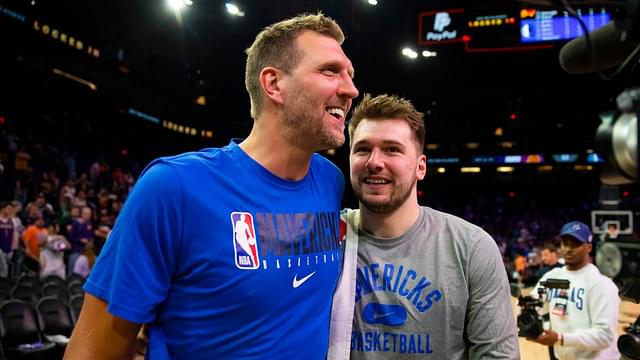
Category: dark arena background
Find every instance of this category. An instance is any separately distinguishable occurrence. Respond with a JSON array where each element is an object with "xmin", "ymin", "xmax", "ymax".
[{"xmin": 0, "ymin": 0, "xmax": 638, "ymax": 359}]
